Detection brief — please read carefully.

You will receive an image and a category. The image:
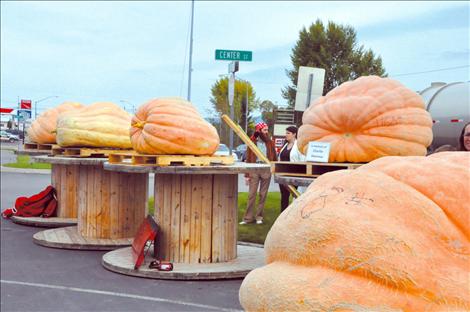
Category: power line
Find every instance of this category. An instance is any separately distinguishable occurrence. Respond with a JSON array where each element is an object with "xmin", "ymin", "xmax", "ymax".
[{"xmin": 390, "ymin": 65, "xmax": 469, "ymax": 77}]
